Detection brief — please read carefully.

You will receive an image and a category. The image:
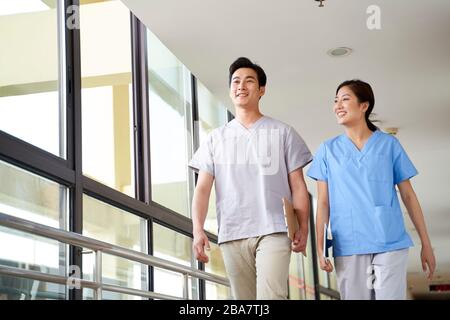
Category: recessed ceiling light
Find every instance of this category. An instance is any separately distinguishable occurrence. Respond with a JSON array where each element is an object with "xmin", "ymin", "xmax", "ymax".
[{"xmin": 327, "ymin": 47, "xmax": 353, "ymax": 57}]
